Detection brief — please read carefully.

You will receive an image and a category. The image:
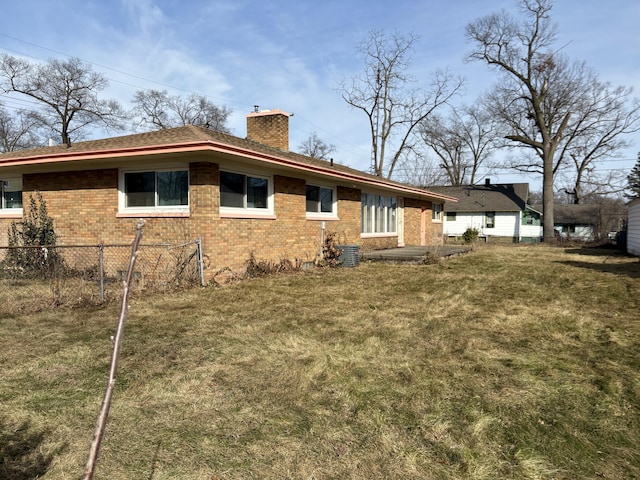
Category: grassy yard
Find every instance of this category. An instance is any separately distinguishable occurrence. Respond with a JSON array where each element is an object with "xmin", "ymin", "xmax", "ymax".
[{"xmin": 1, "ymin": 244, "xmax": 639, "ymax": 479}]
